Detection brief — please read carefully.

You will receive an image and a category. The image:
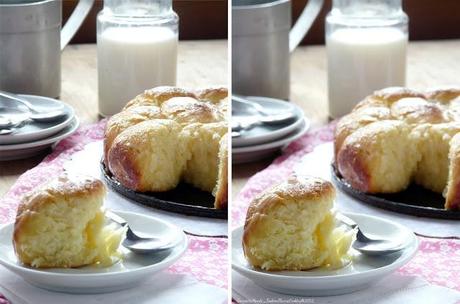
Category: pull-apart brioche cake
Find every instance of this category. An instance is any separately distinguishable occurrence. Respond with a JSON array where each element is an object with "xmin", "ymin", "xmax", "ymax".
[
  {"xmin": 13, "ymin": 174, "xmax": 125, "ymax": 268},
  {"xmin": 335, "ymin": 87, "xmax": 460, "ymax": 210},
  {"xmin": 104, "ymin": 86, "xmax": 228, "ymax": 209},
  {"xmin": 242, "ymin": 176, "xmax": 354, "ymax": 271}
]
